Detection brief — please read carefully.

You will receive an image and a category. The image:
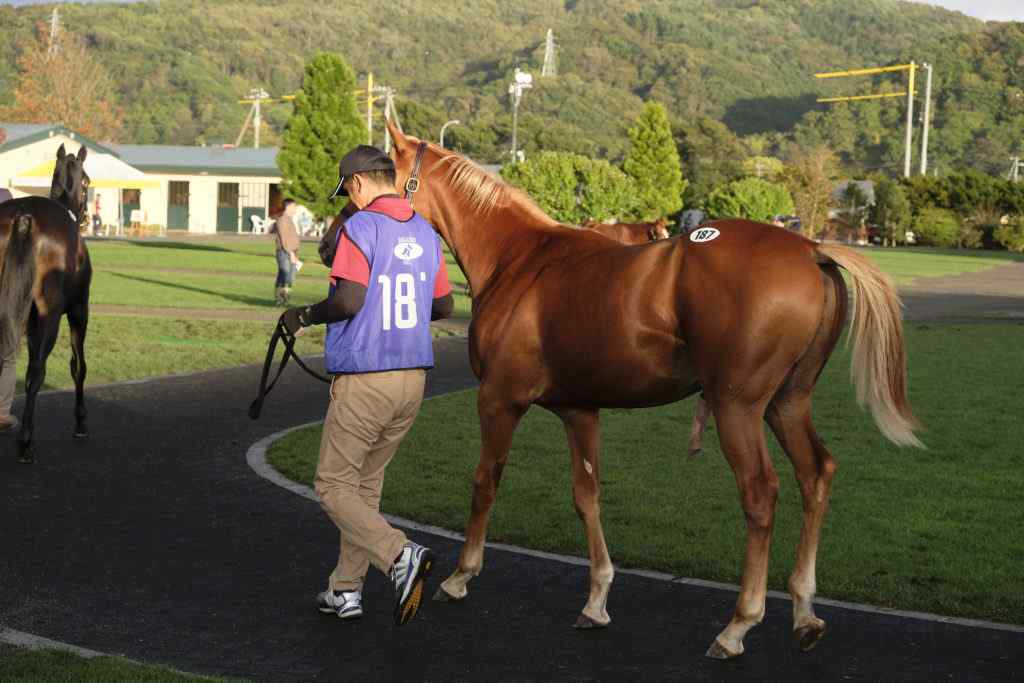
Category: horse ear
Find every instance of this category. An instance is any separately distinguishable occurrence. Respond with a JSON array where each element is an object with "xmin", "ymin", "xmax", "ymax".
[
  {"xmin": 77, "ymin": 146, "xmax": 88, "ymax": 162},
  {"xmin": 56, "ymin": 143, "xmax": 66, "ymax": 160},
  {"xmin": 386, "ymin": 117, "xmax": 409, "ymax": 154}
]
